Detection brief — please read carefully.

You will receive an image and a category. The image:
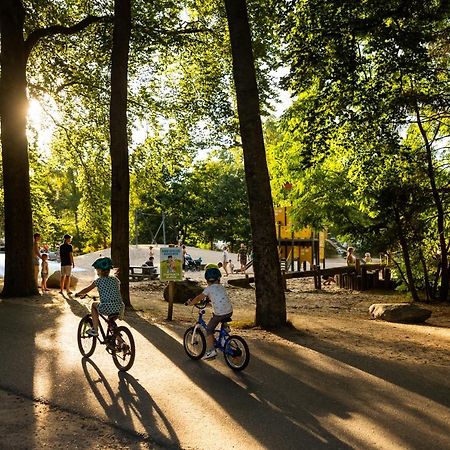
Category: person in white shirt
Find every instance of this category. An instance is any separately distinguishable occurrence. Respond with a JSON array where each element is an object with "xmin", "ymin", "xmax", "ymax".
[
  {"xmin": 222, "ymin": 246, "xmax": 230, "ymax": 276},
  {"xmin": 186, "ymin": 264, "xmax": 233, "ymax": 360}
]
